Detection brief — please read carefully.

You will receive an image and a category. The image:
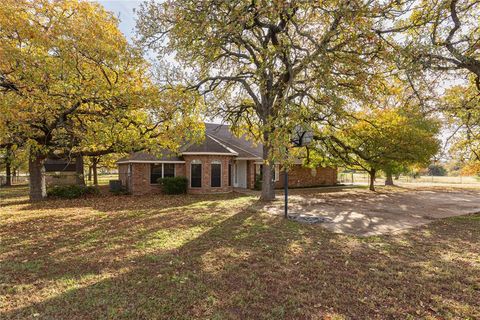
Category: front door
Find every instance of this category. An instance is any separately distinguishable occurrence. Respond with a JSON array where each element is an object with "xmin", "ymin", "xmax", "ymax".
[{"xmin": 233, "ymin": 160, "xmax": 247, "ymax": 188}]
